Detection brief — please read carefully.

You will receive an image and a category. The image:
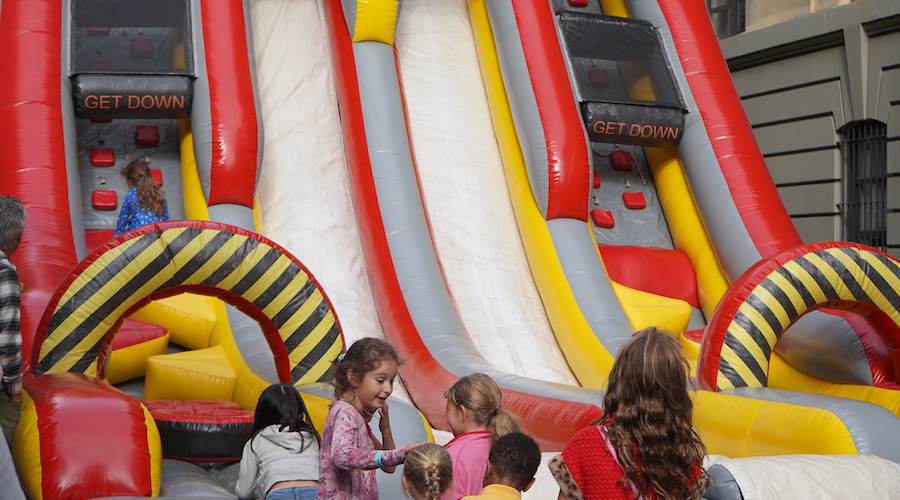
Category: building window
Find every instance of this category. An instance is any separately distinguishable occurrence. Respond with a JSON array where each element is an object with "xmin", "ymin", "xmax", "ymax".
[
  {"xmin": 839, "ymin": 120, "xmax": 888, "ymax": 249},
  {"xmin": 707, "ymin": 0, "xmax": 745, "ymax": 38}
]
